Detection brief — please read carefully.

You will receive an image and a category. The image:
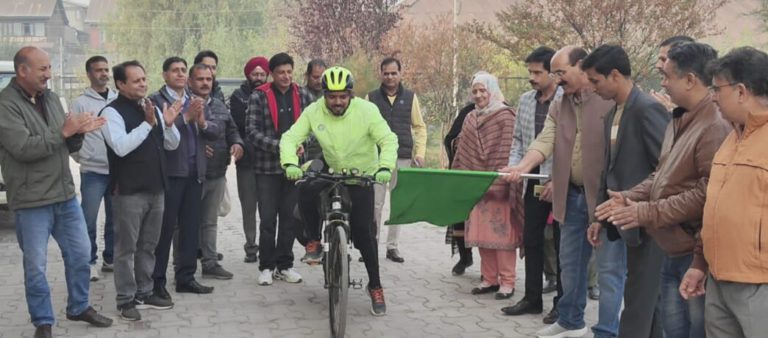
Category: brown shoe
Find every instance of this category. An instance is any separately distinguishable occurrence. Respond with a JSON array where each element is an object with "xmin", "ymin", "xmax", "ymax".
[
  {"xmin": 34, "ymin": 325, "xmax": 52, "ymax": 338},
  {"xmin": 66, "ymin": 306, "xmax": 113, "ymax": 327}
]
